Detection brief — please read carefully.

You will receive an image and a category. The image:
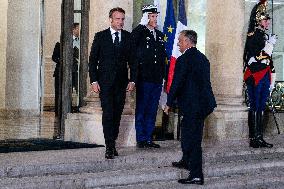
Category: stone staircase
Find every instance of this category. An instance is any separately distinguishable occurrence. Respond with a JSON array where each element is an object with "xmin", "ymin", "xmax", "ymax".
[{"xmin": 0, "ymin": 136, "xmax": 283, "ymax": 189}]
